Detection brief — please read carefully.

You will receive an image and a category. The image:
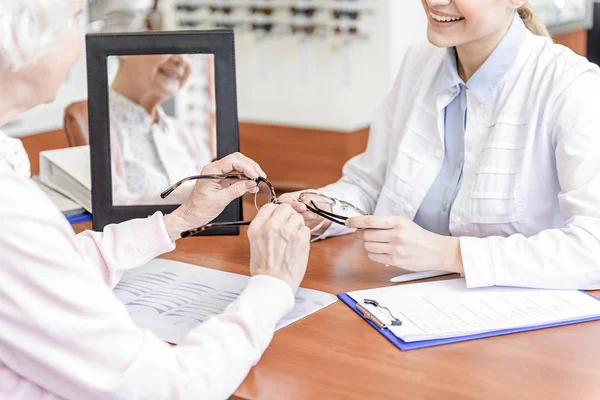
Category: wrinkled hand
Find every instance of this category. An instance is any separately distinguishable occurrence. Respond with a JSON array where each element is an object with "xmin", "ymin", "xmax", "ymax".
[
  {"xmin": 164, "ymin": 153, "xmax": 265, "ymax": 240},
  {"xmin": 346, "ymin": 216, "xmax": 464, "ymax": 274},
  {"xmin": 278, "ymin": 191, "xmax": 332, "ymax": 233},
  {"xmin": 248, "ymin": 204, "xmax": 311, "ymax": 294}
]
